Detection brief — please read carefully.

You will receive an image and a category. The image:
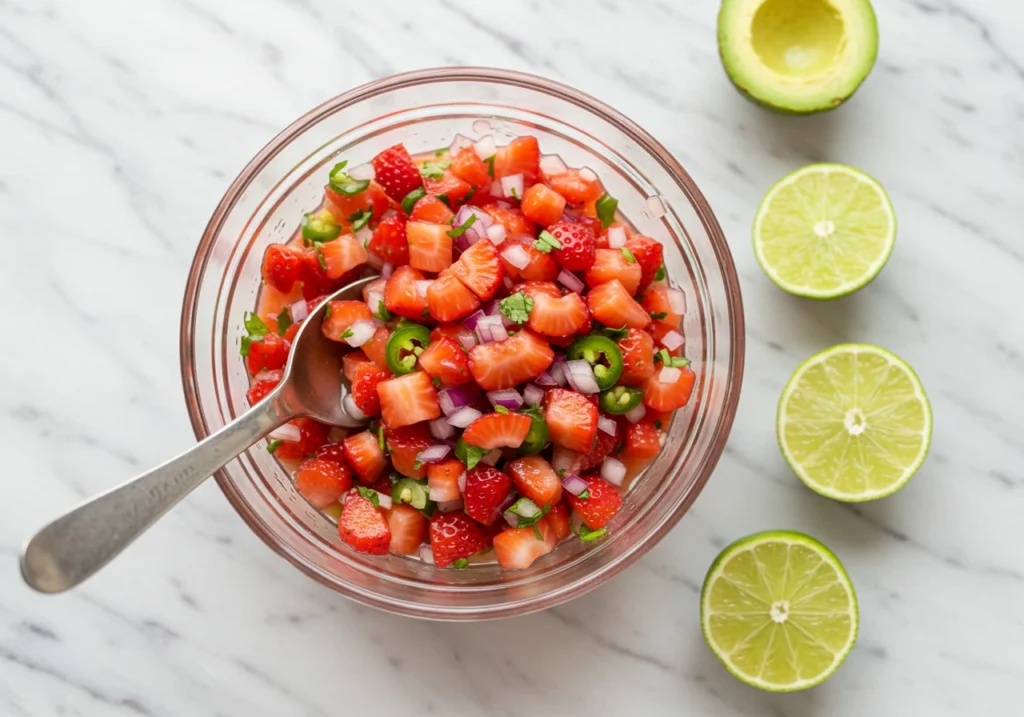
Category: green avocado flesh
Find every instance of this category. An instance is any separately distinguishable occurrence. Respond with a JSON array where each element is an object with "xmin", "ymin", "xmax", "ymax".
[{"xmin": 718, "ymin": 0, "xmax": 878, "ymax": 114}]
